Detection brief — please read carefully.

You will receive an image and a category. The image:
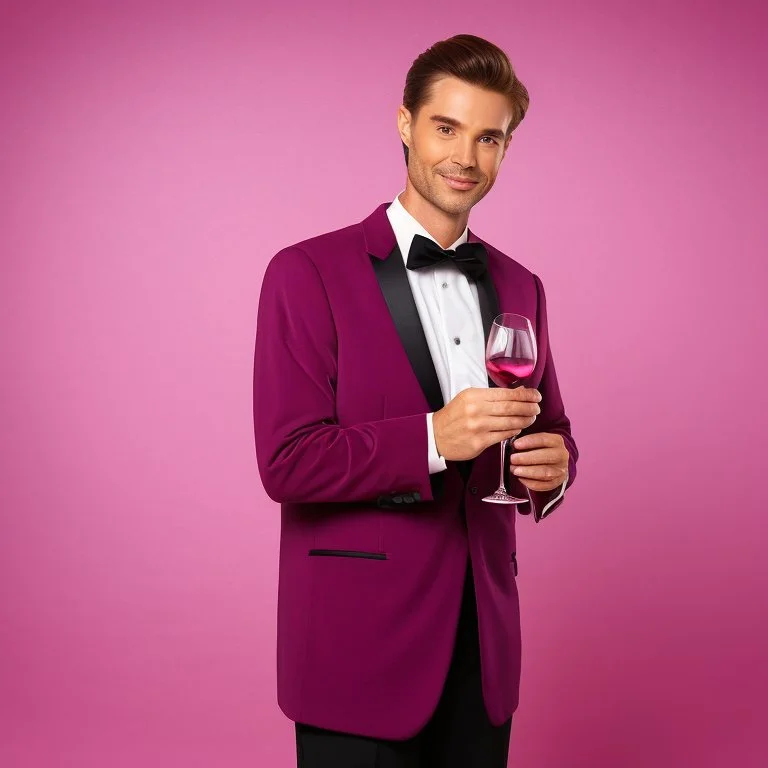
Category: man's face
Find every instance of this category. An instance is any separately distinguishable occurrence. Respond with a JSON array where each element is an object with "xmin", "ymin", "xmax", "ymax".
[{"xmin": 397, "ymin": 75, "xmax": 514, "ymax": 216}]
